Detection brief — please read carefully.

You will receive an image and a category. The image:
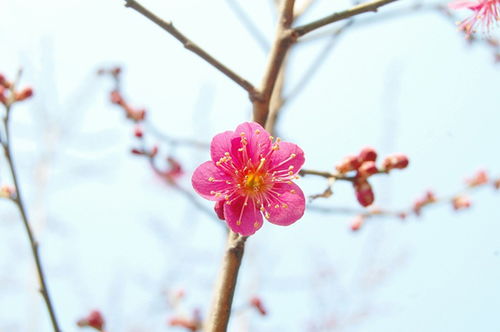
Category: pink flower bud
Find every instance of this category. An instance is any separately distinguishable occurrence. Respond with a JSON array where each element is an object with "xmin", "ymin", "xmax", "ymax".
[
  {"xmin": 412, "ymin": 190, "xmax": 436, "ymax": 216},
  {"xmin": 0, "ymin": 185, "xmax": 16, "ymax": 199},
  {"xmin": 465, "ymin": 170, "xmax": 488, "ymax": 187},
  {"xmin": 15, "ymin": 87, "xmax": 33, "ymax": 102},
  {"xmin": 382, "ymin": 154, "xmax": 409, "ymax": 171},
  {"xmin": 358, "ymin": 147, "xmax": 377, "ymax": 163},
  {"xmin": 150, "ymin": 145, "xmax": 159, "ymax": 157},
  {"xmin": 350, "ymin": 215, "xmax": 364, "ymax": 231},
  {"xmin": 354, "ymin": 180, "xmax": 374, "ymax": 207},
  {"xmin": 358, "ymin": 161, "xmax": 378, "ymax": 178},
  {"xmin": 0, "ymin": 73, "xmax": 5, "ymax": 86},
  {"xmin": 335, "ymin": 155, "xmax": 360, "ymax": 173},
  {"xmin": 77, "ymin": 310, "xmax": 105, "ymax": 331},
  {"xmin": 452, "ymin": 195, "xmax": 471, "ymax": 211},
  {"xmin": 494, "ymin": 179, "xmax": 500, "ymax": 190},
  {"xmin": 110, "ymin": 90, "xmax": 123, "ymax": 105},
  {"xmin": 250, "ymin": 296, "xmax": 267, "ymax": 316},
  {"xmin": 131, "ymin": 148, "xmax": 143, "ymax": 155},
  {"xmin": 111, "ymin": 67, "xmax": 122, "ymax": 76},
  {"xmin": 168, "ymin": 317, "xmax": 199, "ymax": 331}
]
